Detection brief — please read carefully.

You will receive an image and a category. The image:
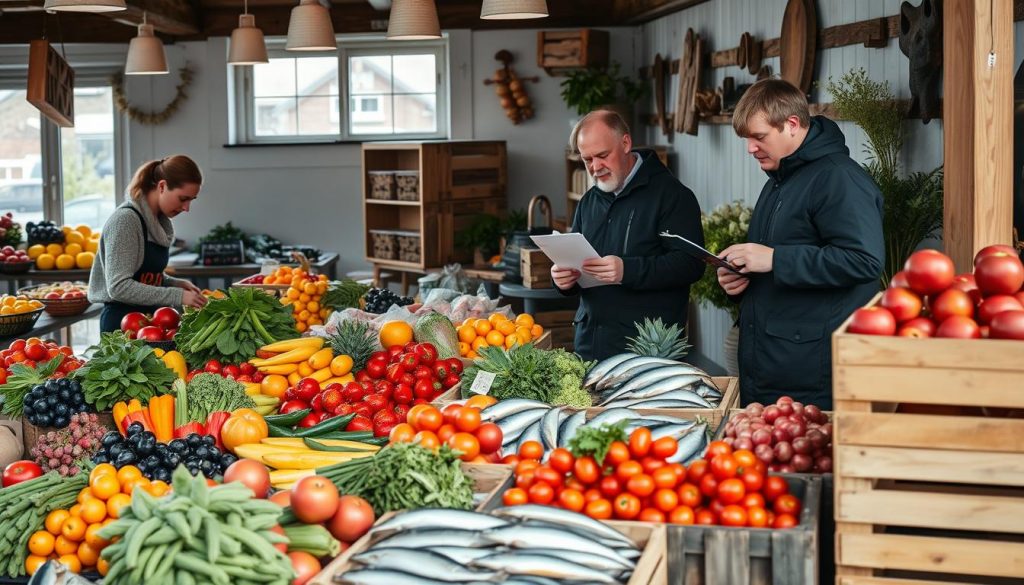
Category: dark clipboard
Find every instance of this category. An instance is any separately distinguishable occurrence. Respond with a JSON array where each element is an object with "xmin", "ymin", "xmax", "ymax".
[{"xmin": 659, "ymin": 231, "xmax": 743, "ymax": 274}]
